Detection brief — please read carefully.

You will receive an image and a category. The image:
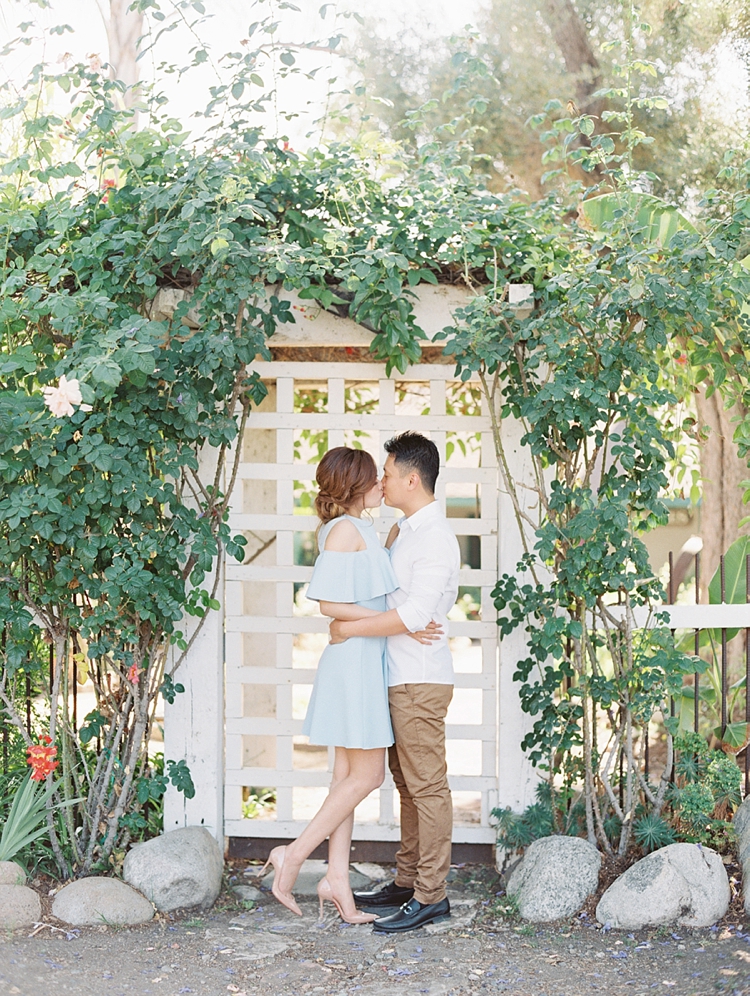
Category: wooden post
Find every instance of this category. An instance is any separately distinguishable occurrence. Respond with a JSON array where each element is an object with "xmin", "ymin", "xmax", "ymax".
[
  {"xmin": 163, "ymin": 580, "xmax": 225, "ymax": 842},
  {"xmin": 163, "ymin": 443, "xmax": 226, "ymax": 843},
  {"xmin": 495, "ymin": 413, "xmax": 539, "ymax": 817}
]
